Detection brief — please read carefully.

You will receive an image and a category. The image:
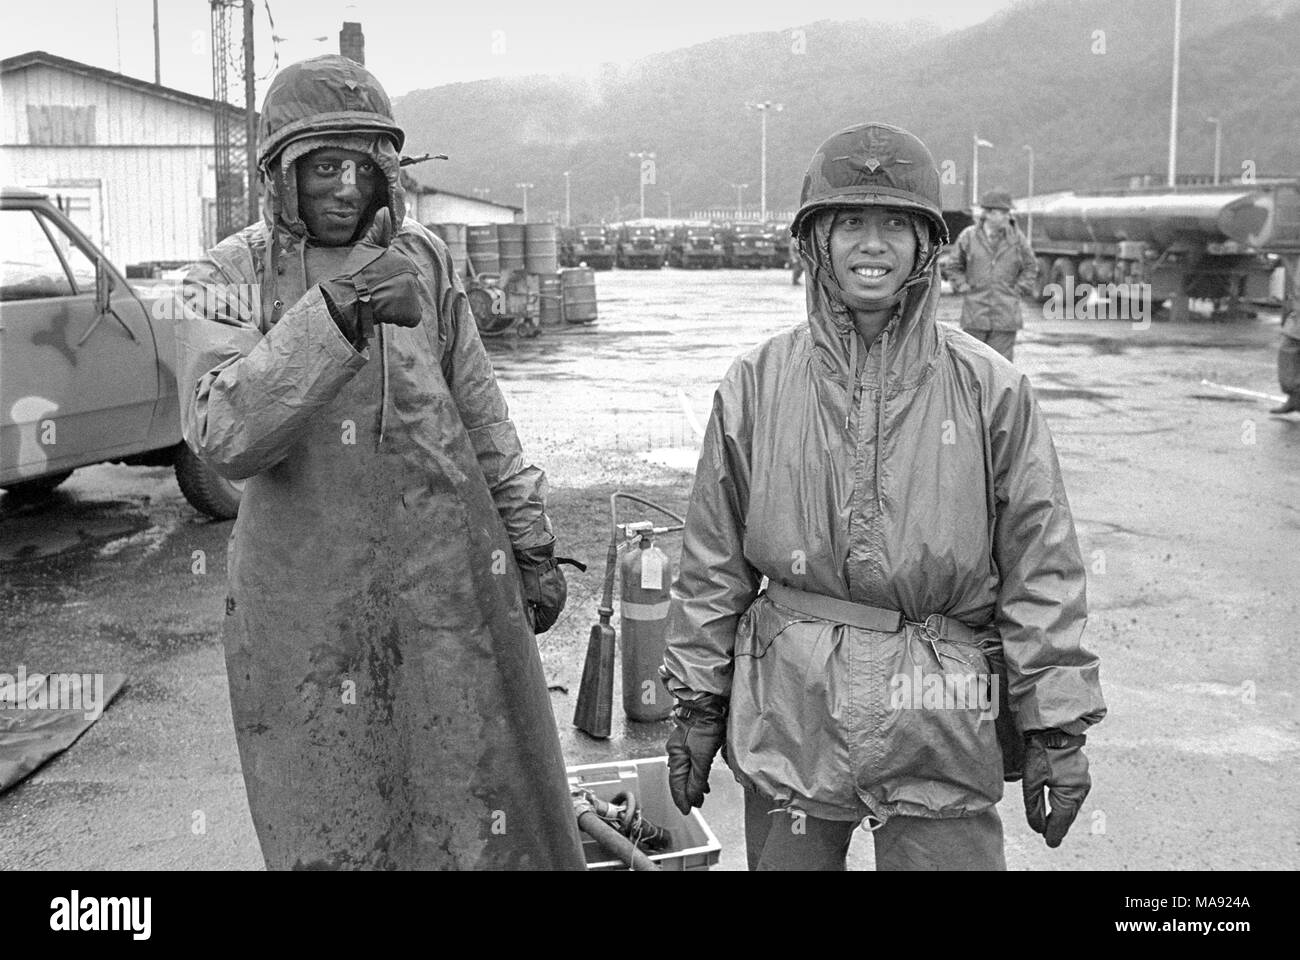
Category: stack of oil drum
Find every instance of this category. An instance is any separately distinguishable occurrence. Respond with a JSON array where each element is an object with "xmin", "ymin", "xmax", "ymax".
[{"xmin": 426, "ymin": 221, "xmax": 597, "ymax": 327}]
